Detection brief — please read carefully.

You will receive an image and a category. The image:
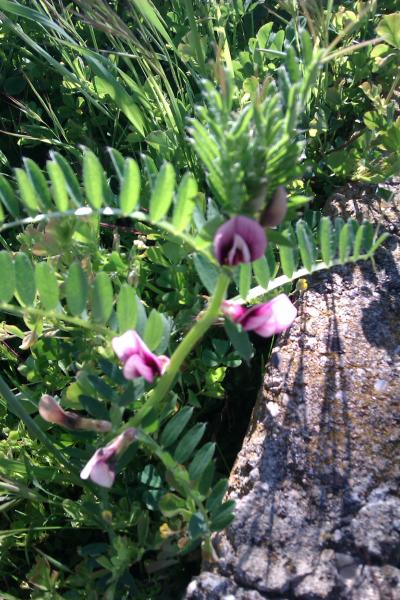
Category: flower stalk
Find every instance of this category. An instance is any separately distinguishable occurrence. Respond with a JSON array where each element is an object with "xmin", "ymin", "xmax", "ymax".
[{"xmin": 132, "ymin": 272, "xmax": 230, "ymax": 424}]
